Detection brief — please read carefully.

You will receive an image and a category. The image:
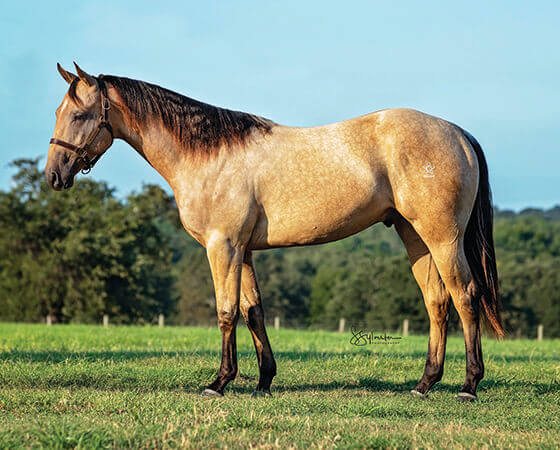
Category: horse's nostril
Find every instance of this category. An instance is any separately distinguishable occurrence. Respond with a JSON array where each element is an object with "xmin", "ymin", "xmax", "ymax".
[{"xmin": 50, "ymin": 170, "xmax": 63, "ymax": 189}]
